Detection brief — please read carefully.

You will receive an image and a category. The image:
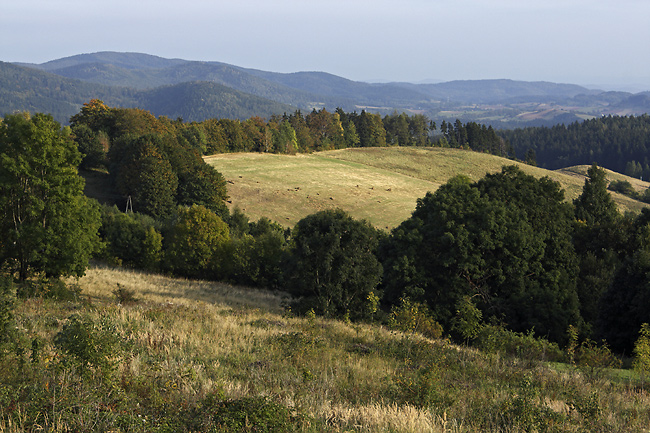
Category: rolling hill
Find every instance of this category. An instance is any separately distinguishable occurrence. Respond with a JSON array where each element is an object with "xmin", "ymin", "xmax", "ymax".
[
  {"xmin": 5, "ymin": 51, "xmax": 649, "ymax": 126},
  {"xmin": 204, "ymin": 147, "xmax": 649, "ymax": 230},
  {"xmin": 0, "ymin": 61, "xmax": 295, "ymax": 123}
]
